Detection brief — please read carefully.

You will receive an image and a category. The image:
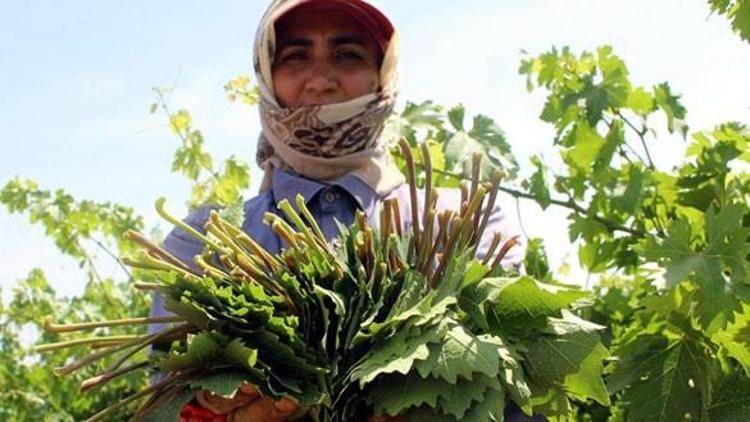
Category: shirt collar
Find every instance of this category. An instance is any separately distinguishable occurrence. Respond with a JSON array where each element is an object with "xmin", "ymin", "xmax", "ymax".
[
  {"xmin": 332, "ymin": 173, "xmax": 379, "ymax": 216},
  {"xmin": 271, "ymin": 168, "xmax": 379, "ymax": 214},
  {"xmin": 272, "ymin": 167, "xmax": 325, "ymax": 210}
]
